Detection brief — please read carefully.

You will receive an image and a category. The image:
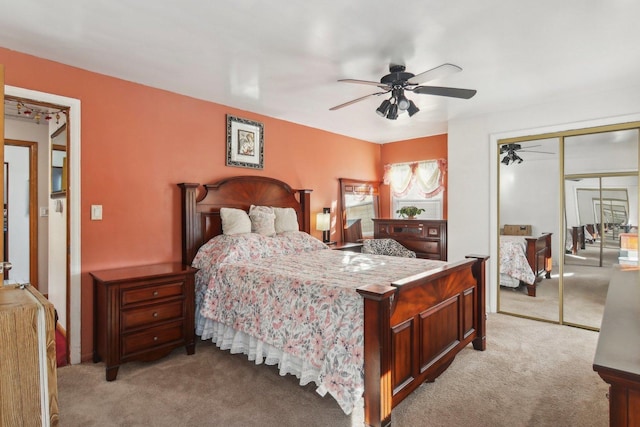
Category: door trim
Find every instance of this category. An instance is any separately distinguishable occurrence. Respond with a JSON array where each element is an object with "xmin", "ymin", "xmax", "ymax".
[{"xmin": 5, "ymin": 85, "xmax": 82, "ymax": 364}]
